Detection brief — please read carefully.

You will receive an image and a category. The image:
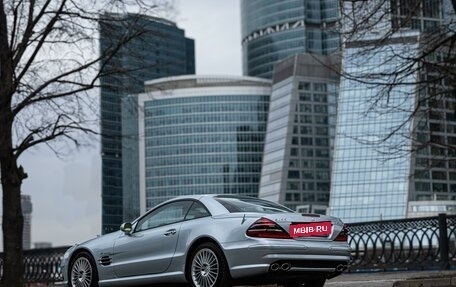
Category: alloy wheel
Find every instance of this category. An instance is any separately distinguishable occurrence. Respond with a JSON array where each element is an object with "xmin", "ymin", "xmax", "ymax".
[
  {"xmin": 191, "ymin": 248, "xmax": 220, "ymax": 287},
  {"xmin": 71, "ymin": 256, "xmax": 93, "ymax": 287}
]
